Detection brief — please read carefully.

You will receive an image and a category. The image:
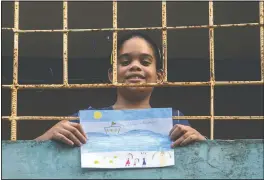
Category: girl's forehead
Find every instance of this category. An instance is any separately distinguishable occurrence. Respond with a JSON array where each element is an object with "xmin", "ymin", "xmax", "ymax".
[{"xmin": 119, "ymin": 37, "xmax": 155, "ymax": 55}]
